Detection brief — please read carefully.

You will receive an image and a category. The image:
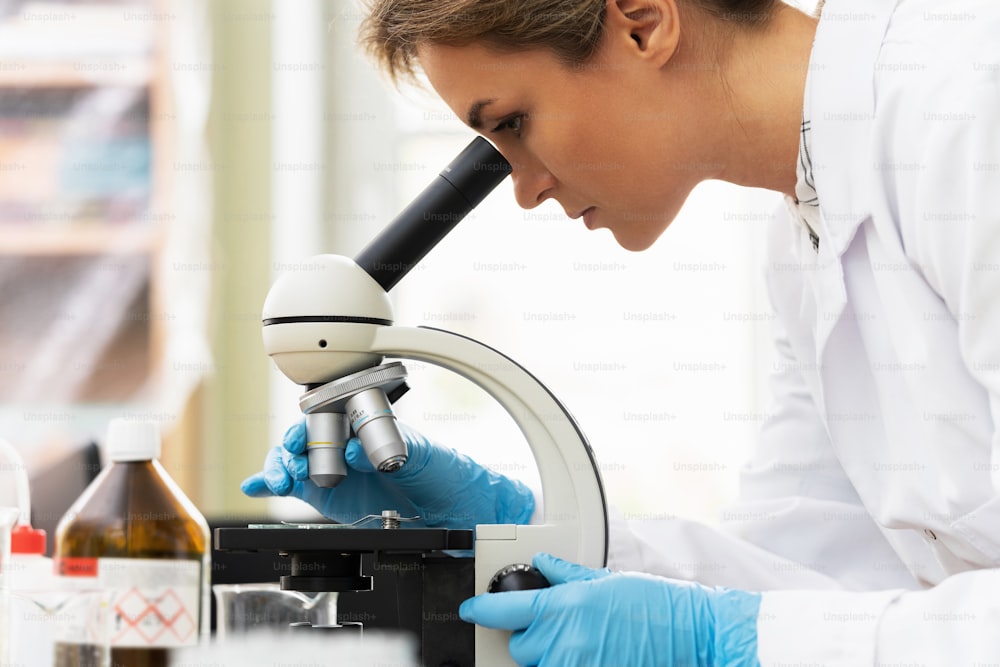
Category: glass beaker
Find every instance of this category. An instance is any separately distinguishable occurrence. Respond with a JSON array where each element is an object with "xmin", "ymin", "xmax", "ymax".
[{"xmin": 212, "ymin": 582, "xmax": 341, "ymax": 639}]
